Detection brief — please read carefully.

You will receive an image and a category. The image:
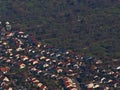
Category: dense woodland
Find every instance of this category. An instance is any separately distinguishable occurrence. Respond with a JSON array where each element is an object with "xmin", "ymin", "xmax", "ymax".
[{"xmin": 0, "ymin": 0, "xmax": 120, "ymax": 60}]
